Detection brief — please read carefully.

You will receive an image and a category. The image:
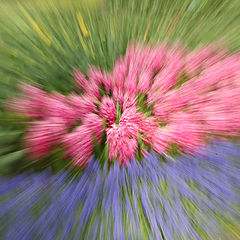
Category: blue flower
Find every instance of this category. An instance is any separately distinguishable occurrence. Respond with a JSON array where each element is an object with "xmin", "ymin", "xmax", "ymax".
[{"xmin": 0, "ymin": 140, "xmax": 239, "ymax": 239}]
